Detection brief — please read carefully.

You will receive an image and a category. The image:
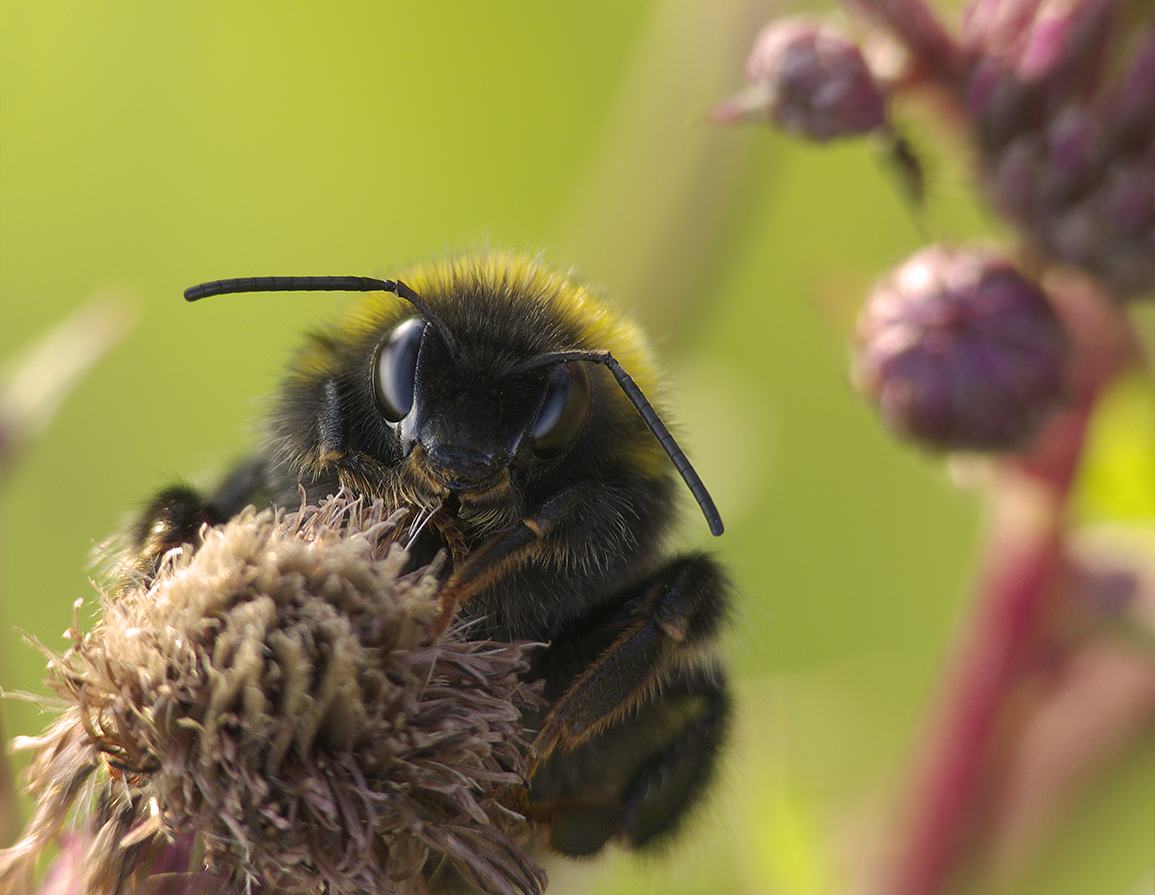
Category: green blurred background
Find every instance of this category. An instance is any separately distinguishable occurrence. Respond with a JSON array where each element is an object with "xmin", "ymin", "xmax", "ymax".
[{"xmin": 1, "ymin": 2, "xmax": 1151, "ymax": 893}]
